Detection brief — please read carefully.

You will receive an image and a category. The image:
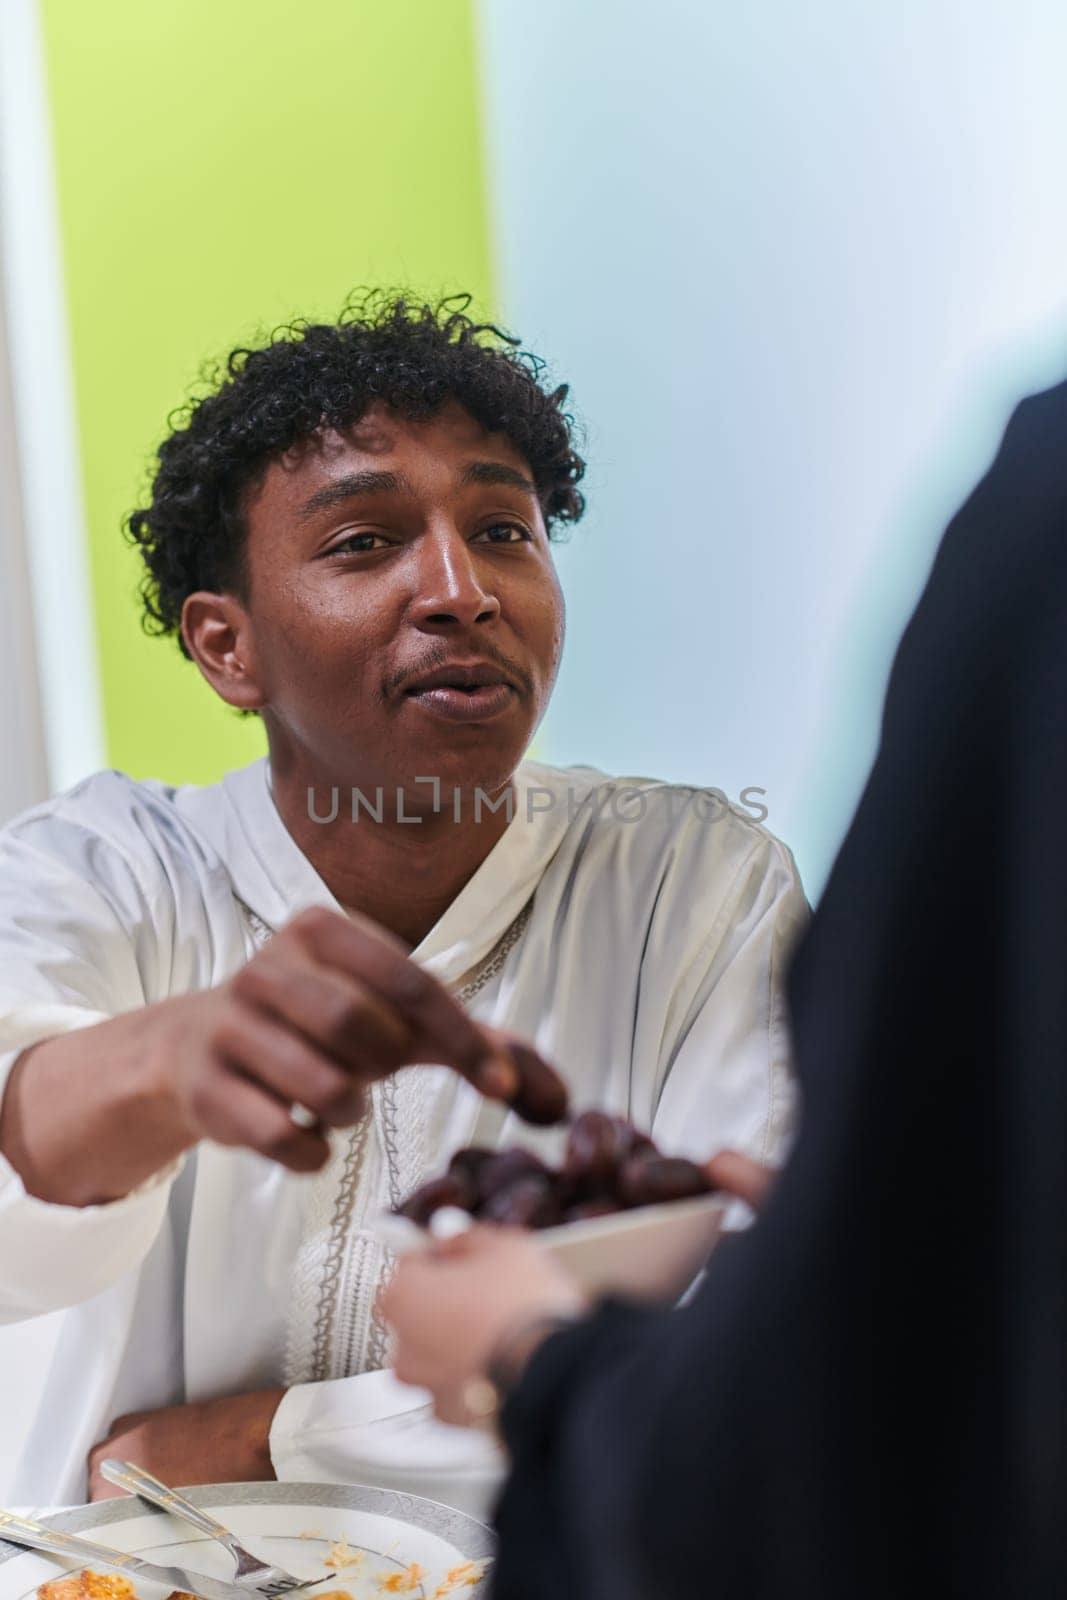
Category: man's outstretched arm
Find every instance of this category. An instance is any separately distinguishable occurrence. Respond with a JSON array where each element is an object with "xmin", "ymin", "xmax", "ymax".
[{"xmin": 0, "ymin": 905, "xmax": 550, "ymax": 1209}]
